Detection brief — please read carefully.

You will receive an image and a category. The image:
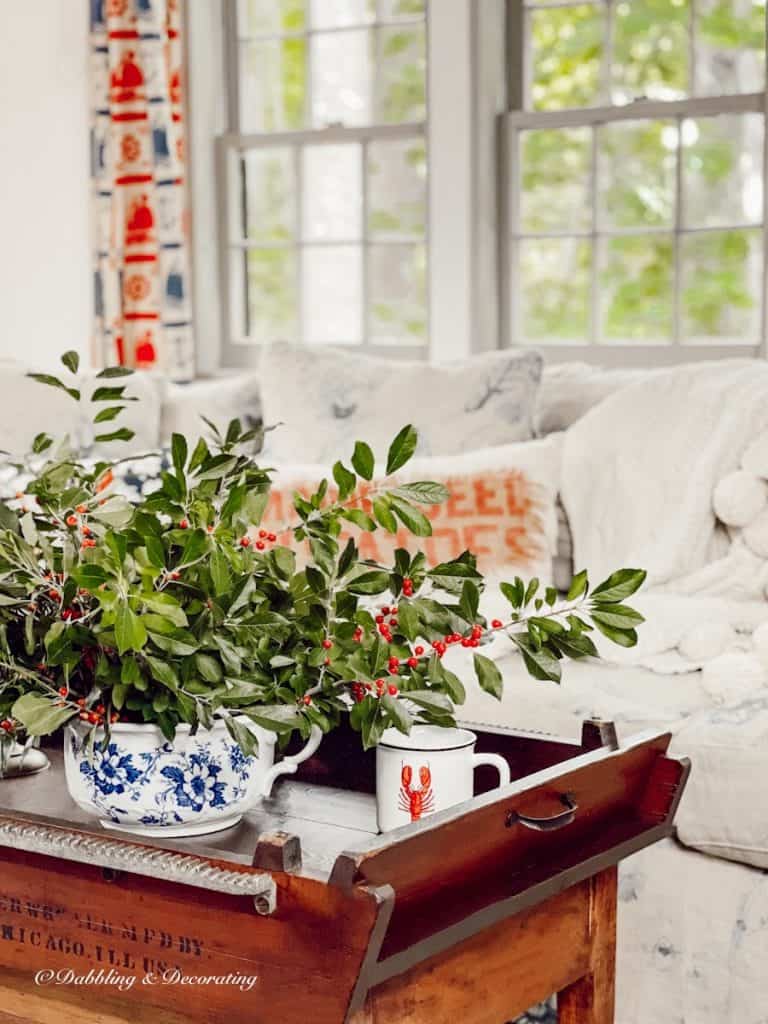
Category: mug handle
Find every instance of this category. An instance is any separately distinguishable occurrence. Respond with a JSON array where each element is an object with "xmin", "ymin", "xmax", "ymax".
[
  {"xmin": 471, "ymin": 752, "xmax": 511, "ymax": 789},
  {"xmin": 260, "ymin": 724, "xmax": 324, "ymax": 798}
]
